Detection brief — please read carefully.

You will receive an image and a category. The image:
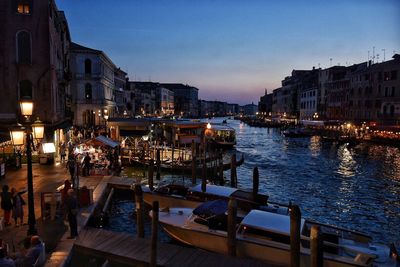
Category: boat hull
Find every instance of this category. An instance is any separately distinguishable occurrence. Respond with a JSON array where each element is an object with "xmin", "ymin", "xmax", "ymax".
[{"xmin": 158, "ymin": 214, "xmax": 372, "ymax": 267}]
